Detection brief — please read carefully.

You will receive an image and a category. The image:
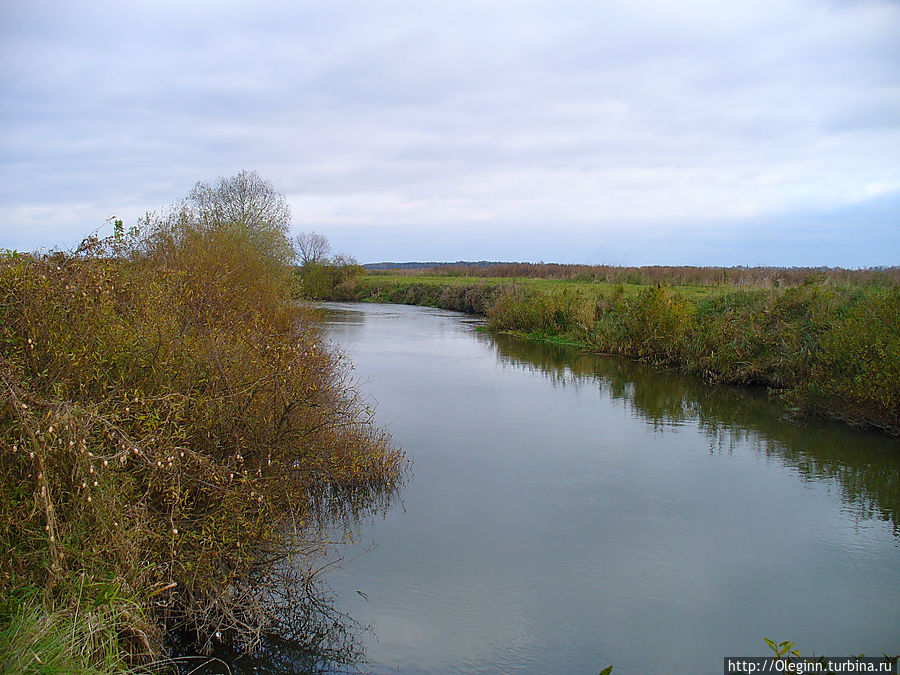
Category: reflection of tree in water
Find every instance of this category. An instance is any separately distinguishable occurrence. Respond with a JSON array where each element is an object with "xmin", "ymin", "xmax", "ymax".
[
  {"xmin": 171, "ymin": 574, "xmax": 367, "ymax": 675},
  {"xmin": 483, "ymin": 332, "xmax": 900, "ymax": 536},
  {"xmin": 171, "ymin": 479, "xmax": 405, "ymax": 674}
]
